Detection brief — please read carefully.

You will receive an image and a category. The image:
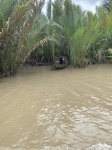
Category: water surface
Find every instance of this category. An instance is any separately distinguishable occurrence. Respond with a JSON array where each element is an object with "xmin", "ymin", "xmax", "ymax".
[{"xmin": 0, "ymin": 64, "xmax": 112, "ymax": 150}]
